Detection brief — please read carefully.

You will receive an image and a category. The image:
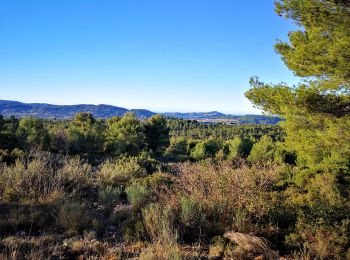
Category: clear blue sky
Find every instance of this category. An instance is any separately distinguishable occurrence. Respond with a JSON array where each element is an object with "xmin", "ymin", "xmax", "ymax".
[{"xmin": 0, "ymin": 0, "xmax": 299, "ymax": 114}]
